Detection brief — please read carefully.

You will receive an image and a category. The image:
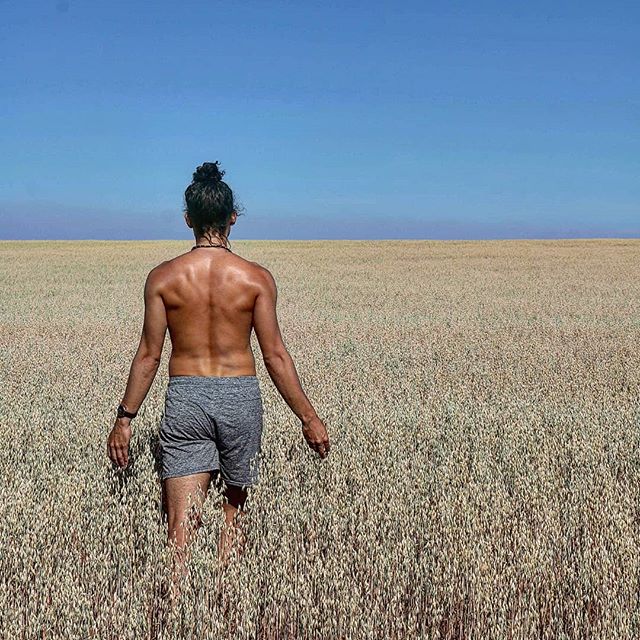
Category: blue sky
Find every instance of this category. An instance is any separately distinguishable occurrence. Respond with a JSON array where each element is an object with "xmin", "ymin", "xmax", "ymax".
[{"xmin": 0, "ymin": 0, "xmax": 638, "ymax": 240}]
